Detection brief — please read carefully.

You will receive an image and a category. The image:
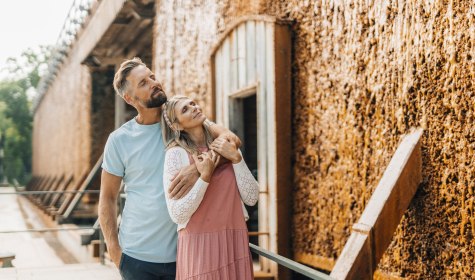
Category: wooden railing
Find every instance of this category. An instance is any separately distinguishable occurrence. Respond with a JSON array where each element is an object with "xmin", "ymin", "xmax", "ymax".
[
  {"xmin": 250, "ymin": 128, "xmax": 423, "ymax": 279},
  {"xmin": 330, "ymin": 128, "xmax": 423, "ymax": 279}
]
